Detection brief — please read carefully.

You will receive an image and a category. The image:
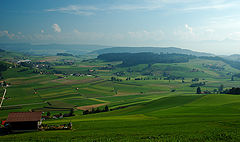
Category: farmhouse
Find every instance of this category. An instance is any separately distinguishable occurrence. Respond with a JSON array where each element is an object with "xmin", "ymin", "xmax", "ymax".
[{"xmin": 5, "ymin": 112, "xmax": 42, "ymax": 130}]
